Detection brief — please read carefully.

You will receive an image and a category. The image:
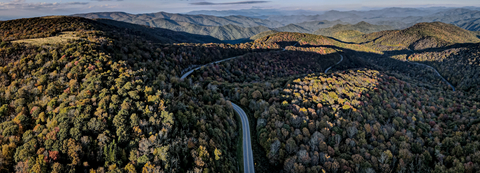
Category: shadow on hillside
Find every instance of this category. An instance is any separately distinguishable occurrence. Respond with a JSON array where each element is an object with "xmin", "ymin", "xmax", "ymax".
[
  {"xmin": 188, "ymin": 40, "xmax": 473, "ymax": 172},
  {"xmin": 383, "ymin": 43, "xmax": 478, "ymax": 58},
  {"xmin": 323, "ymin": 35, "xmax": 385, "ymax": 45},
  {"xmin": 223, "ymin": 38, "xmax": 252, "ymax": 44},
  {"xmin": 326, "ymin": 36, "xmax": 358, "ymax": 44},
  {"xmin": 213, "ymin": 49, "xmax": 422, "ymax": 171},
  {"xmin": 274, "ymin": 42, "xmax": 469, "ymax": 91}
]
